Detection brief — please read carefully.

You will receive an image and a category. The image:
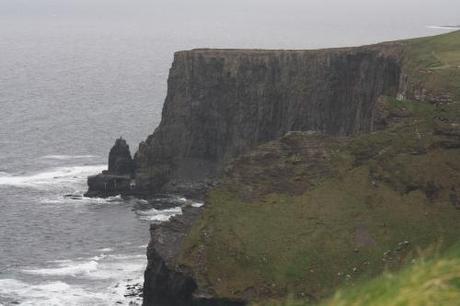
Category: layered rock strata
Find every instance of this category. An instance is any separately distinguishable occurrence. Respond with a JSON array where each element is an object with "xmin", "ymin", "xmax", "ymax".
[{"xmin": 134, "ymin": 45, "xmax": 402, "ymax": 195}]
